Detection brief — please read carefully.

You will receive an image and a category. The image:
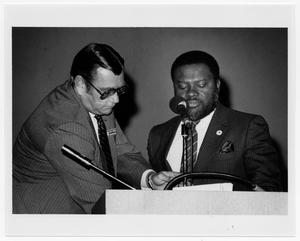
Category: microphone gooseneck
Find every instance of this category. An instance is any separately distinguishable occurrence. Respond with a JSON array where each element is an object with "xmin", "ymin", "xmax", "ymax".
[{"xmin": 61, "ymin": 145, "xmax": 136, "ymax": 190}]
